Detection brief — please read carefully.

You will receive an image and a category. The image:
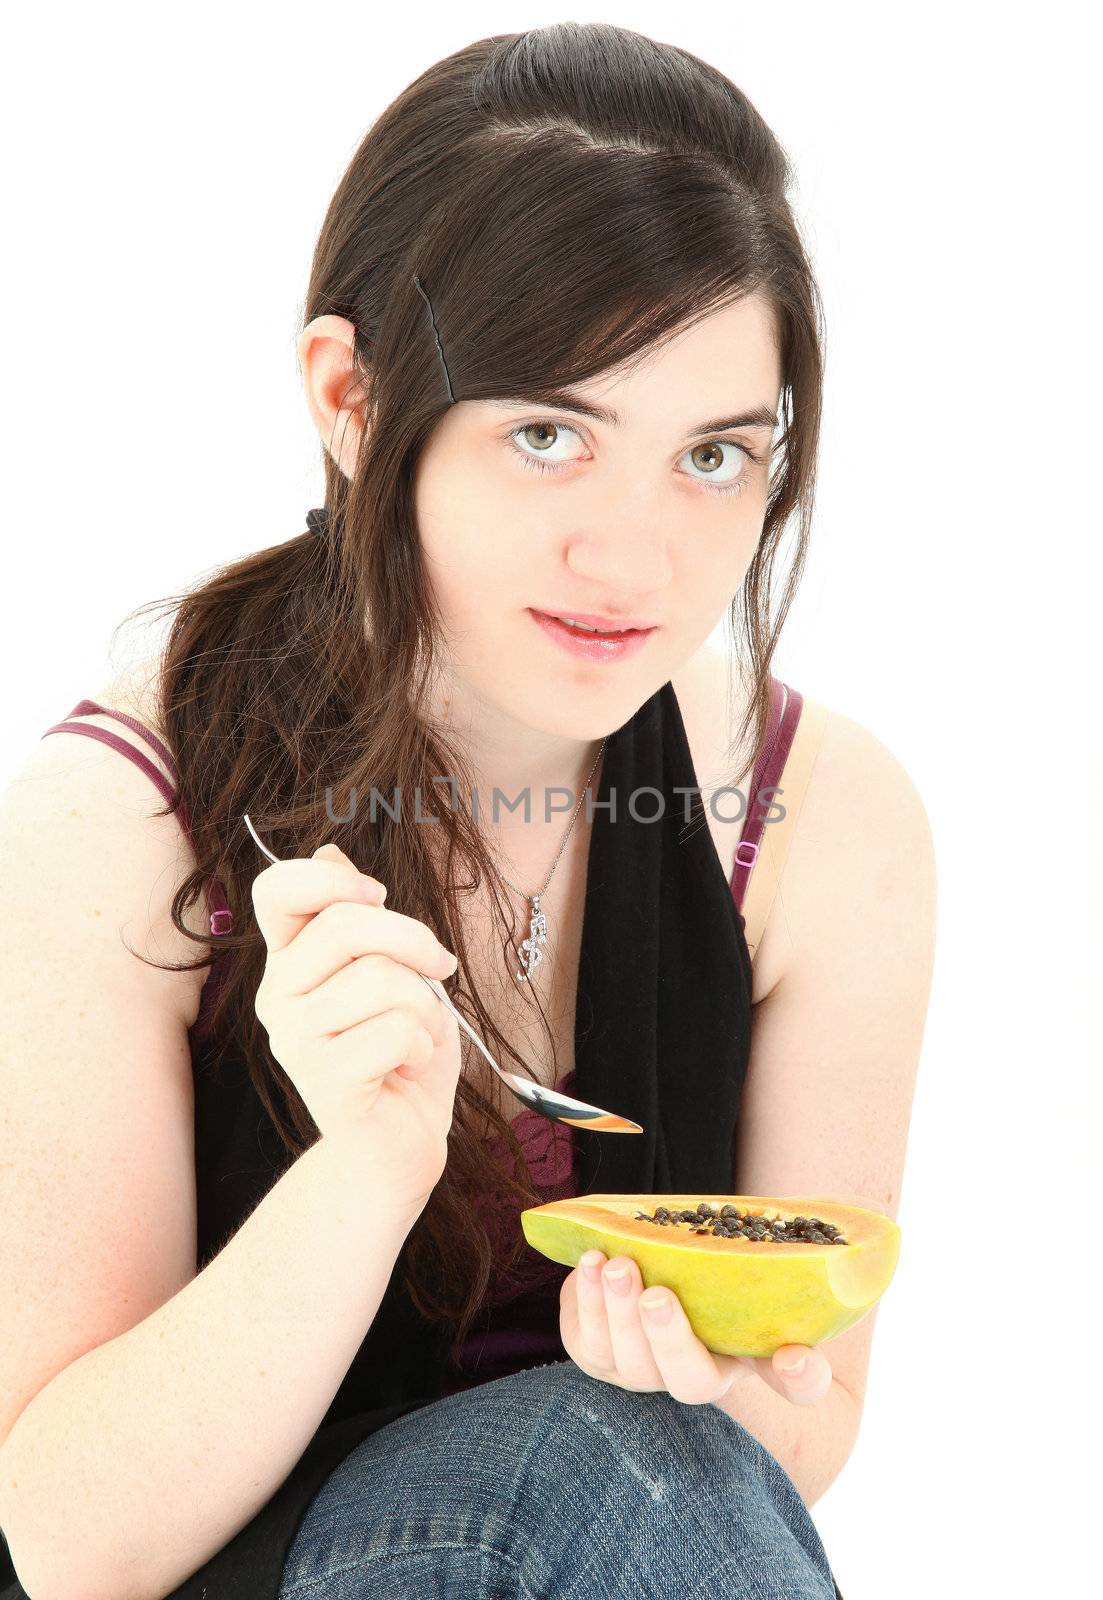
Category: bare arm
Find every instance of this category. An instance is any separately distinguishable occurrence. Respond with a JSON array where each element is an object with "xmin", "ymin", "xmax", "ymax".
[
  {"xmin": 711, "ymin": 1370, "xmax": 860, "ymax": 1508},
  {"xmin": 0, "ymin": 1138, "xmax": 421, "ymax": 1600},
  {"xmin": 720, "ymin": 708, "xmax": 936, "ymax": 1491},
  {"xmin": 0, "ymin": 717, "xmax": 432, "ymax": 1600}
]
